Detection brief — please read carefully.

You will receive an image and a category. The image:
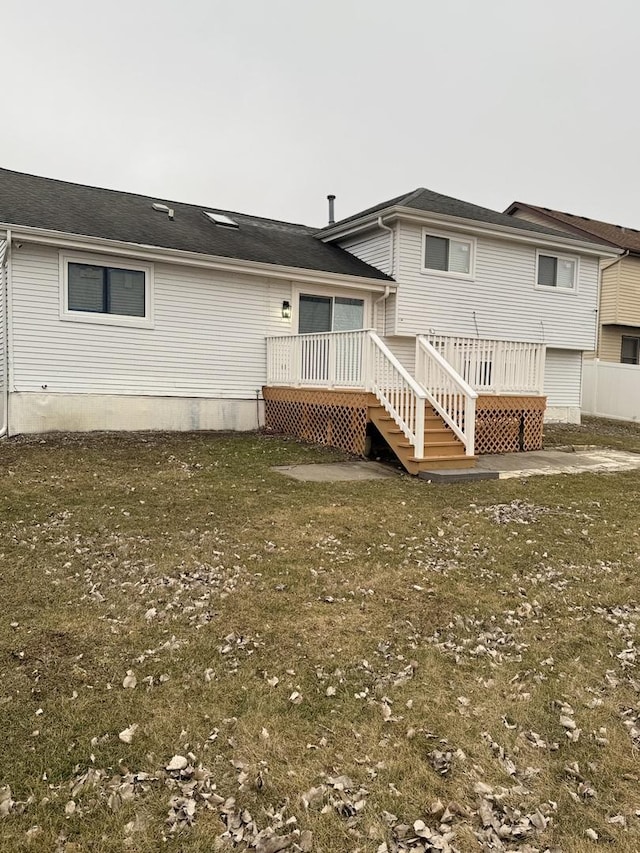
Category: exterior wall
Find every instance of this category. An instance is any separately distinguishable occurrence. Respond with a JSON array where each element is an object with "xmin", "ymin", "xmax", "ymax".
[
  {"xmin": 382, "ymin": 336, "xmax": 416, "ymax": 373},
  {"xmin": 8, "ymin": 242, "xmax": 294, "ymax": 434},
  {"xmin": 509, "ymin": 209, "xmax": 564, "ymax": 229},
  {"xmin": 599, "ymin": 260, "xmax": 620, "ymax": 325},
  {"xmin": 11, "ymin": 393, "xmax": 262, "ymax": 434},
  {"xmin": 543, "ymin": 348, "xmax": 582, "ymax": 423},
  {"xmin": 337, "ymin": 228, "xmax": 395, "ymax": 336},
  {"xmin": 599, "ymin": 324, "xmax": 640, "ymax": 363},
  {"xmin": 582, "ymin": 360, "xmax": 640, "ymax": 422},
  {"xmin": 613, "ymin": 255, "xmax": 640, "ymax": 326},
  {"xmin": 338, "ymin": 228, "xmax": 391, "ymax": 276},
  {"xmin": 393, "ymin": 221, "xmax": 599, "ymax": 349}
]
